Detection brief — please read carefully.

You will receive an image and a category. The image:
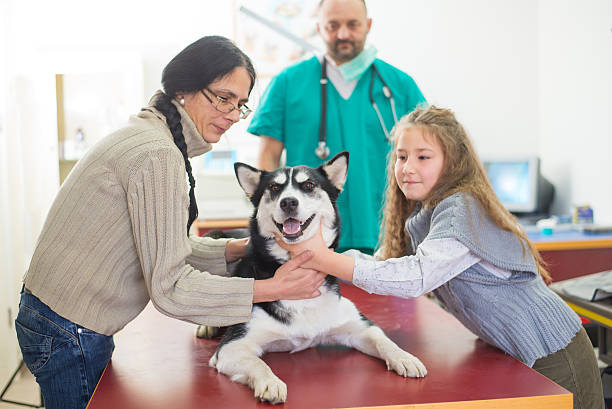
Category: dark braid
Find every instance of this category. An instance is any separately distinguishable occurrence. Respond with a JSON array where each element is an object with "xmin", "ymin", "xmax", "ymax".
[
  {"xmin": 154, "ymin": 93, "xmax": 198, "ymax": 234},
  {"xmin": 157, "ymin": 36, "xmax": 256, "ymax": 235}
]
